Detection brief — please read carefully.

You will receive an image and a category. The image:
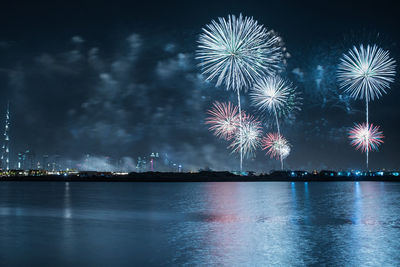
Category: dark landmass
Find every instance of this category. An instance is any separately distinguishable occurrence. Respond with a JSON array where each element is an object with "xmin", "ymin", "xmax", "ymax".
[{"xmin": 1, "ymin": 170, "xmax": 400, "ymax": 182}]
